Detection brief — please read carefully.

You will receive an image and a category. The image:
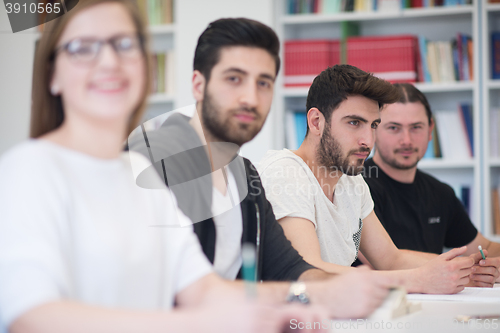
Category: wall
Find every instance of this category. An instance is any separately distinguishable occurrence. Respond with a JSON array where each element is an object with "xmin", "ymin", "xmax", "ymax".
[{"xmin": 0, "ymin": 7, "xmax": 34, "ymax": 155}]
